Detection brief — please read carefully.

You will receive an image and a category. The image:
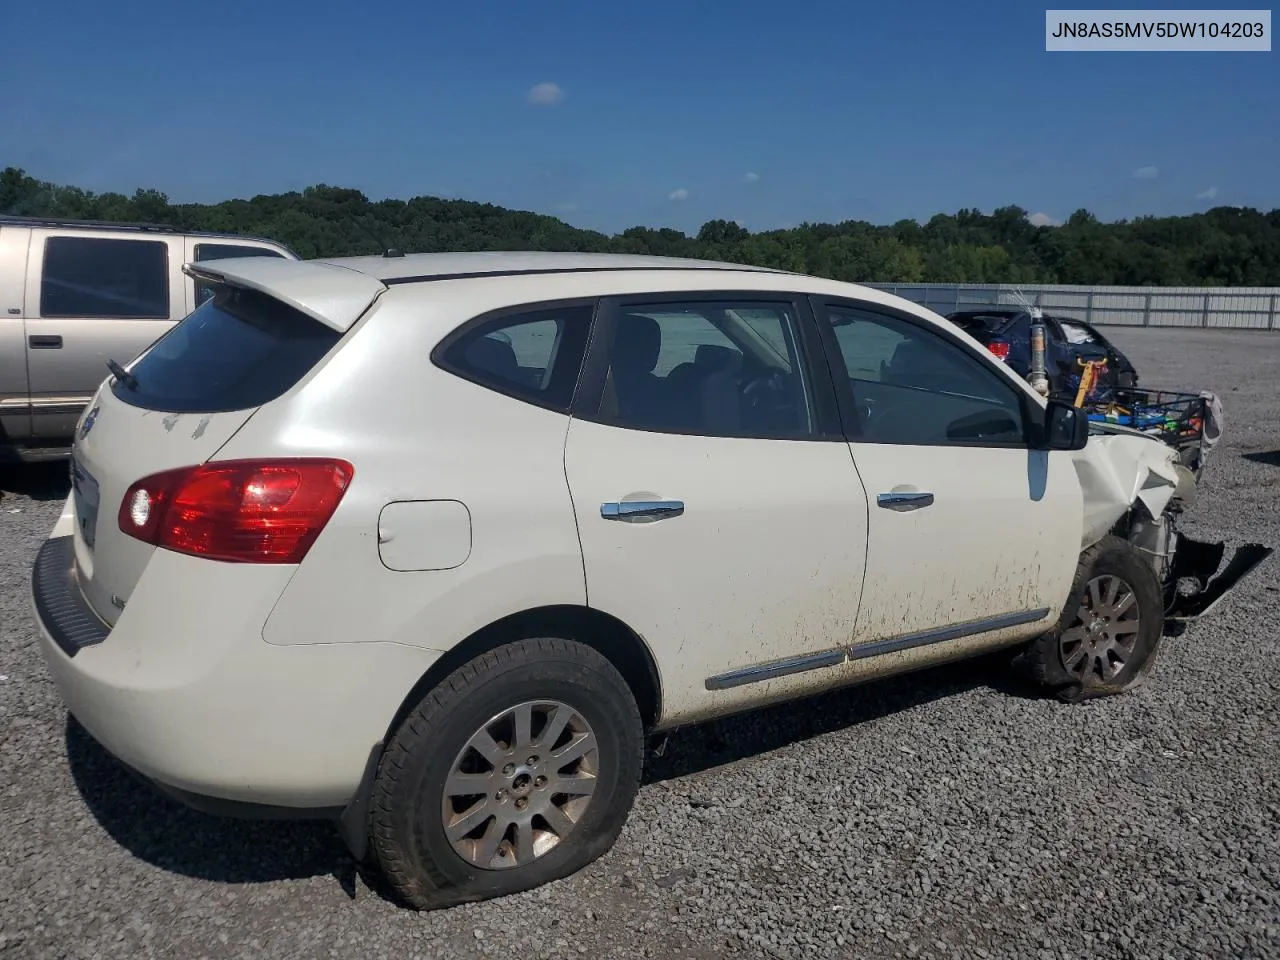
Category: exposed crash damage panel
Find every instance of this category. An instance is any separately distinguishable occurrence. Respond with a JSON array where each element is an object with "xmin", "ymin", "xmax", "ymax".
[
  {"xmin": 1071, "ymin": 426, "xmax": 1190, "ymax": 550},
  {"xmin": 1070, "ymin": 421, "xmax": 1272, "ymax": 623}
]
